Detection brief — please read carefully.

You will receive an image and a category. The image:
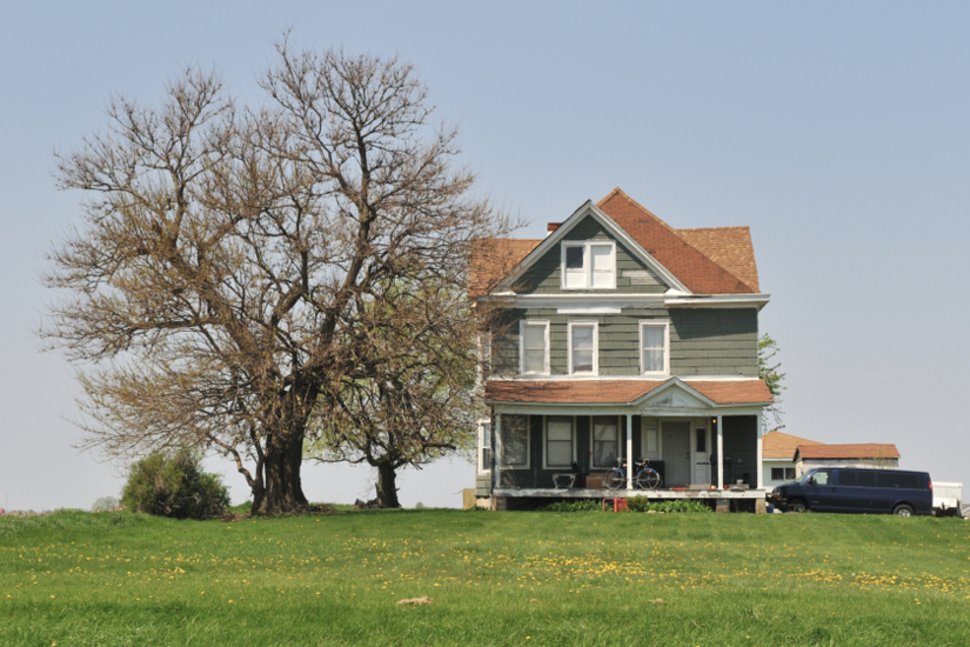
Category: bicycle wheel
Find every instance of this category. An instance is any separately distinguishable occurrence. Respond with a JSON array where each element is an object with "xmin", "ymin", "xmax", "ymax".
[
  {"xmin": 604, "ymin": 468, "xmax": 625, "ymax": 490},
  {"xmin": 635, "ymin": 467, "xmax": 661, "ymax": 490}
]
